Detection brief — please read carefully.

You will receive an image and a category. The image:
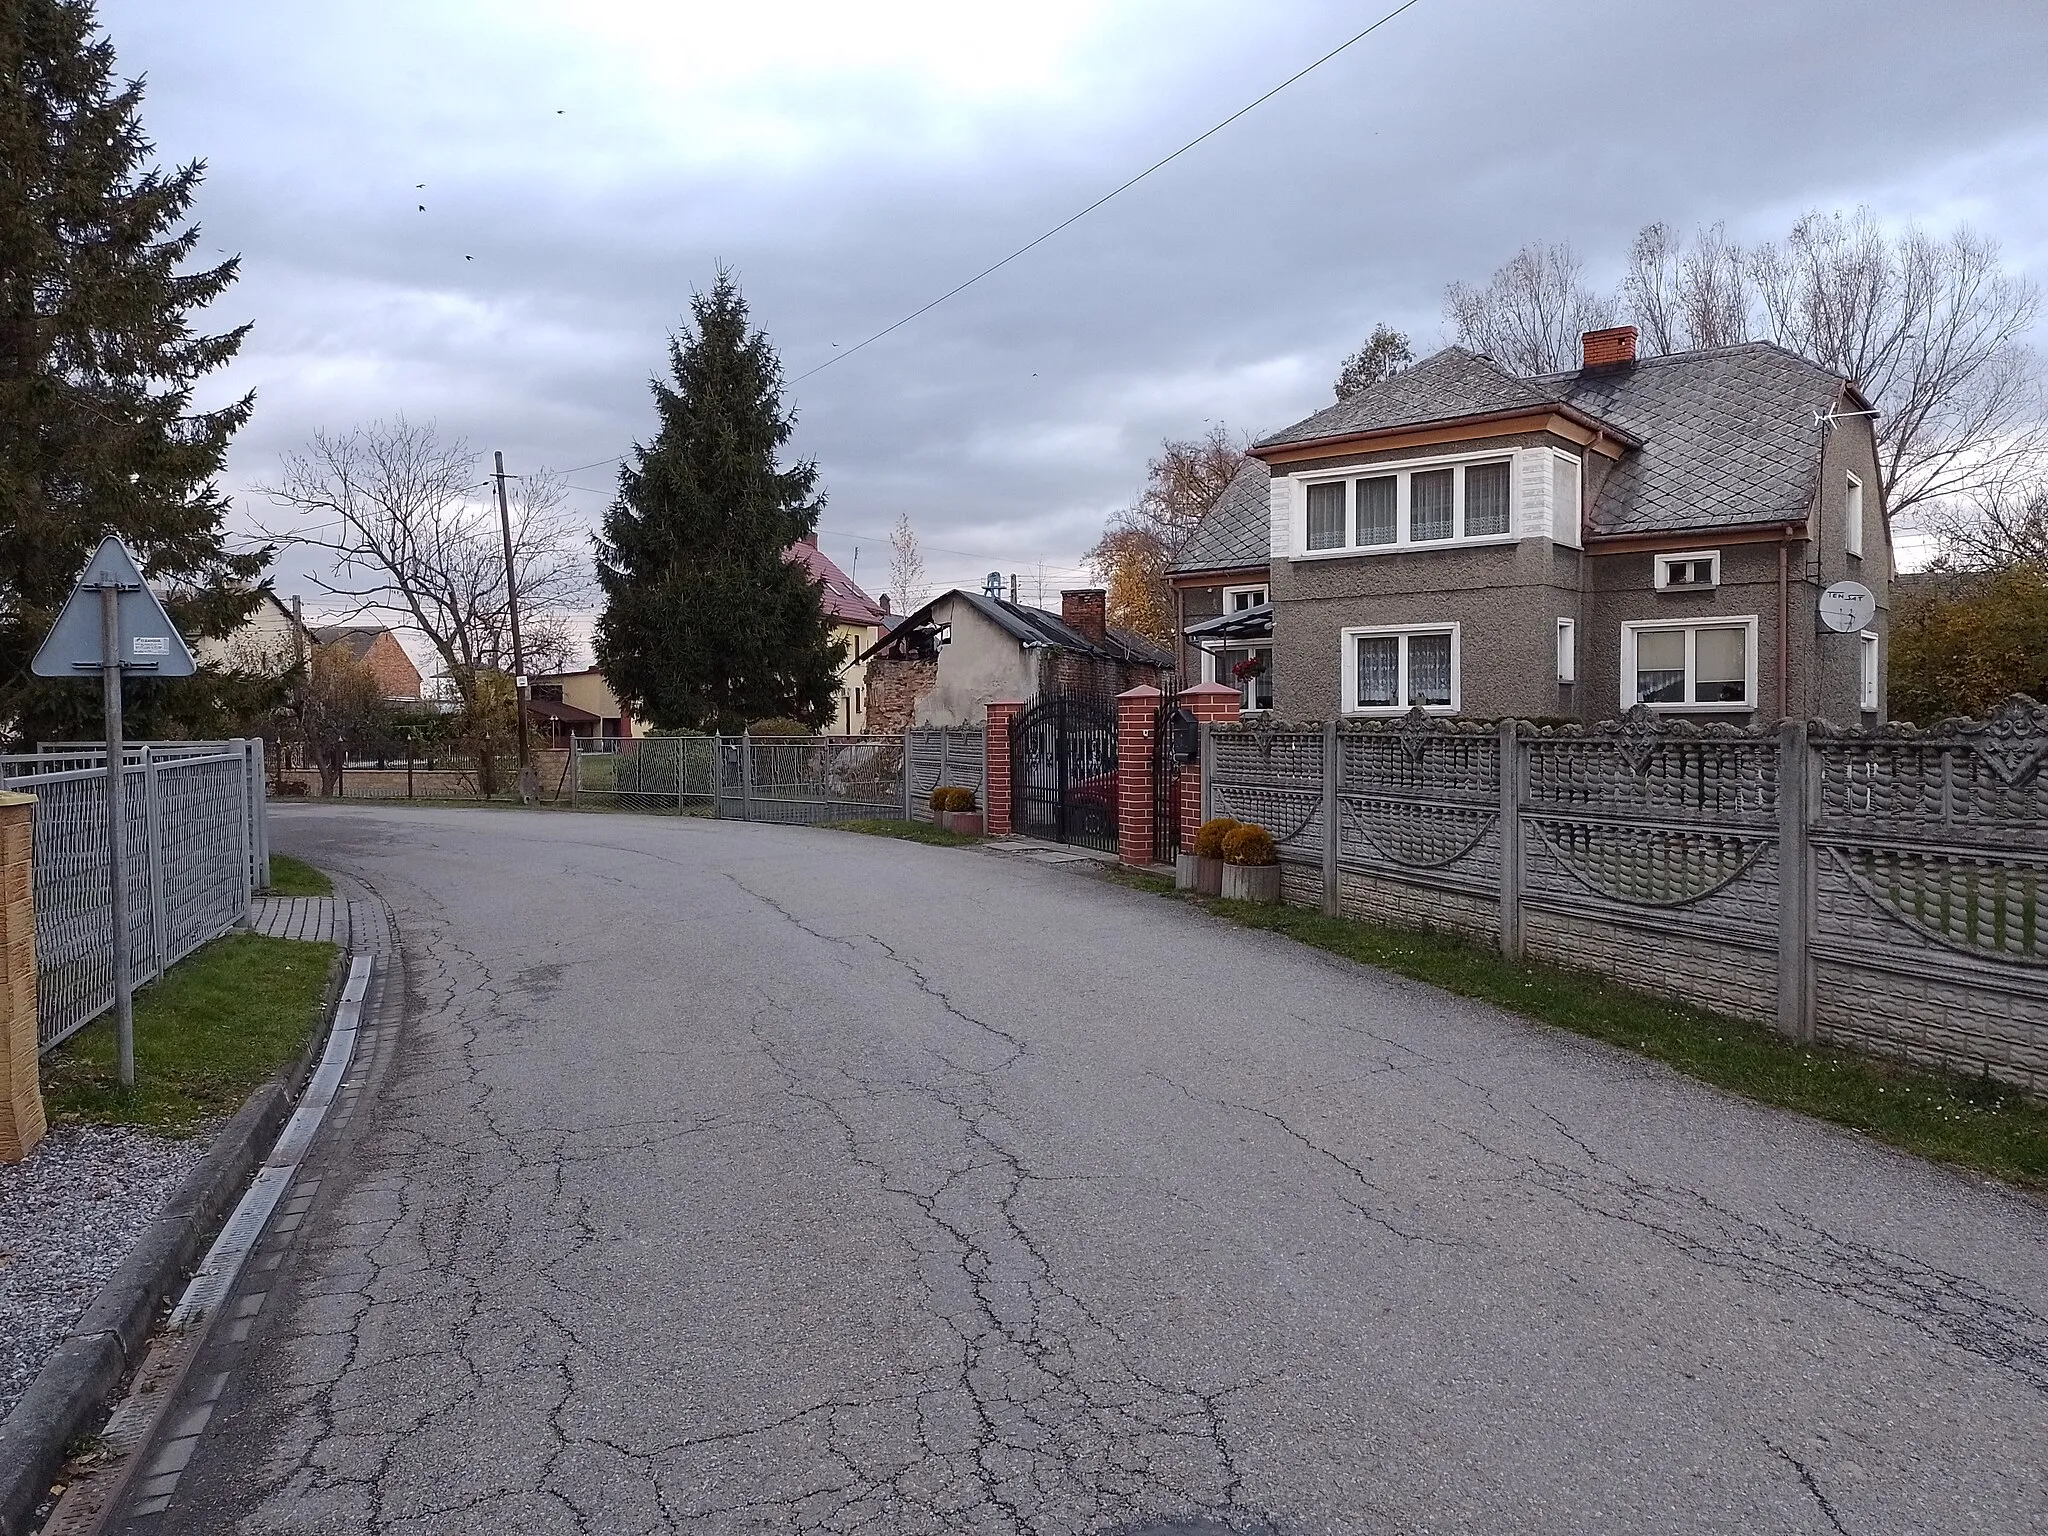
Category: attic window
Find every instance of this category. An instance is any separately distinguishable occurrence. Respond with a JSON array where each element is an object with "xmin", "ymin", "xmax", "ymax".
[
  {"xmin": 1654, "ymin": 551, "xmax": 1720, "ymax": 591},
  {"xmin": 1294, "ymin": 455, "xmax": 1517, "ymax": 557}
]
